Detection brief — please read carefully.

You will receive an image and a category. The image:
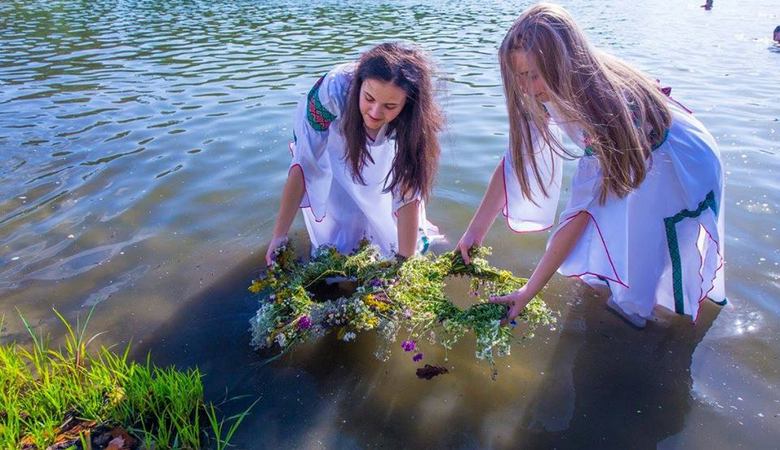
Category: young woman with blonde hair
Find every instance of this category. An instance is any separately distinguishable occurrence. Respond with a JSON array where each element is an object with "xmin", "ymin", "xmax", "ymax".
[
  {"xmin": 267, "ymin": 42, "xmax": 444, "ymax": 264},
  {"xmin": 457, "ymin": 3, "xmax": 725, "ymax": 327}
]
